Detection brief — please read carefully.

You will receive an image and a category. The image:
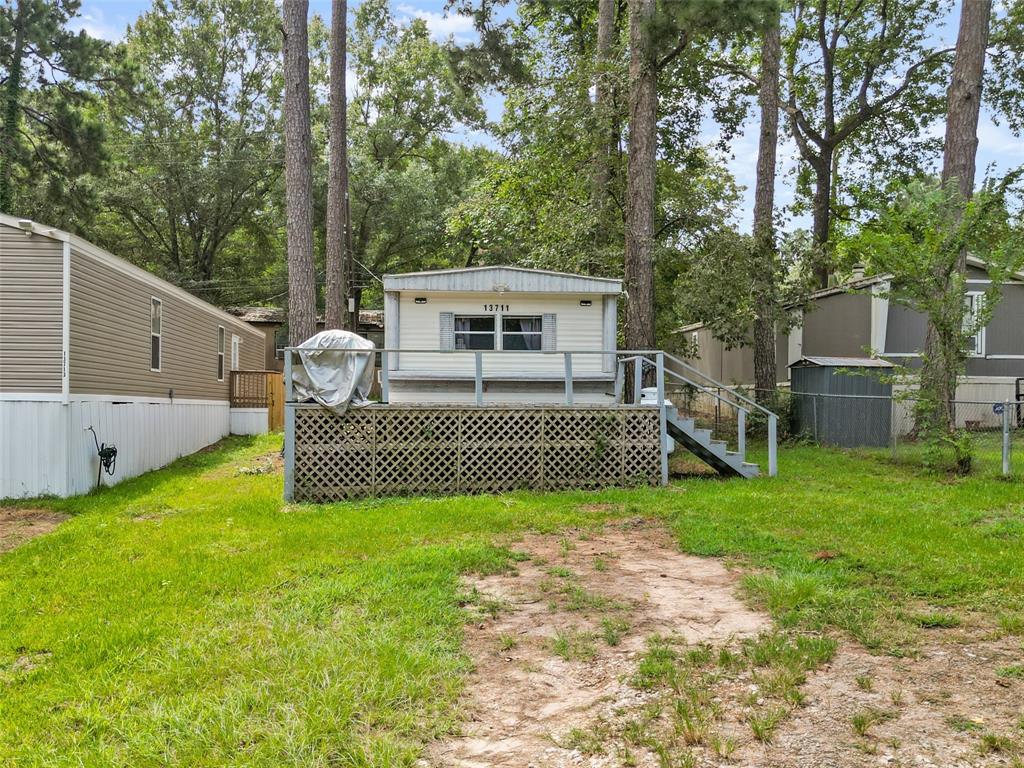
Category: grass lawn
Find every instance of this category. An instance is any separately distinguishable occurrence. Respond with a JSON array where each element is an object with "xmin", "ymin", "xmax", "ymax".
[{"xmin": 1, "ymin": 435, "xmax": 1022, "ymax": 766}]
